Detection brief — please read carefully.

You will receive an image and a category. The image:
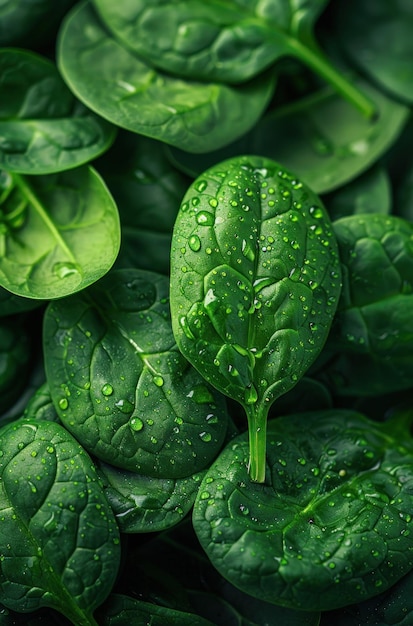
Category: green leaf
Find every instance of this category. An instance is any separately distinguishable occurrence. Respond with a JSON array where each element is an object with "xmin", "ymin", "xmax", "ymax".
[
  {"xmin": 319, "ymin": 213, "xmax": 413, "ymax": 396},
  {"xmin": 192, "ymin": 408, "xmax": 413, "ymax": 611},
  {"xmin": 0, "ymin": 166, "xmax": 120, "ymax": 299},
  {"xmin": 167, "ymin": 77, "xmax": 409, "ymax": 193},
  {"xmin": 92, "ymin": 0, "xmax": 375, "ymax": 118},
  {"xmin": 23, "ymin": 382, "xmax": 60, "ymax": 424},
  {"xmin": 0, "ymin": 418, "xmax": 121, "ymax": 625},
  {"xmin": 0, "ymin": 49, "xmax": 116, "ymax": 174},
  {"xmin": 43, "ymin": 268, "xmax": 229, "ymax": 478},
  {"xmin": 57, "ymin": 1, "xmax": 276, "ymax": 154},
  {"xmin": 97, "ymin": 461, "xmax": 205, "ymax": 533},
  {"xmin": 97, "ymin": 594, "xmax": 216, "ymax": 626},
  {"xmin": 337, "ymin": 0, "xmax": 413, "ymax": 103},
  {"xmin": 170, "ymin": 155, "xmax": 341, "ymax": 481}
]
